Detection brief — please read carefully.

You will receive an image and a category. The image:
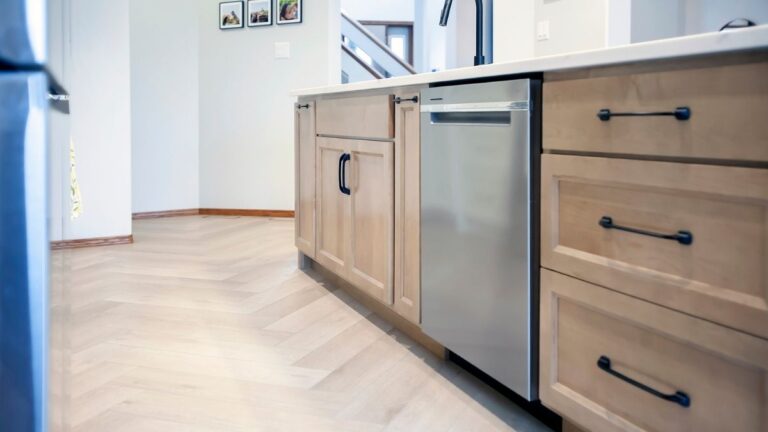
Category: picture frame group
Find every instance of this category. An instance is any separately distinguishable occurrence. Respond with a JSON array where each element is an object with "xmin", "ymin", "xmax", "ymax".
[{"xmin": 219, "ymin": 0, "xmax": 302, "ymax": 30}]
